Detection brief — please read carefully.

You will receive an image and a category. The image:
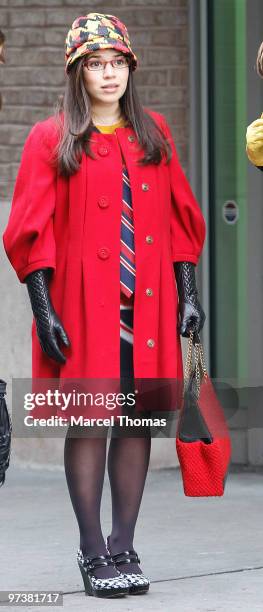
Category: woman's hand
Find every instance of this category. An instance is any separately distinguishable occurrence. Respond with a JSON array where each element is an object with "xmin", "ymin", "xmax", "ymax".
[
  {"xmin": 25, "ymin": 269, "xmax": 70, "ymax": 364},
  {"xmin": 174, "ymin": 262, "xmax": 206, "ymax": 342},
  {"xmin": 246, "ymin": 113, "xmax": 263, "ymax": 166}
]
